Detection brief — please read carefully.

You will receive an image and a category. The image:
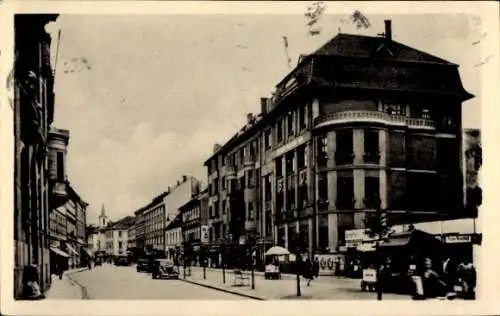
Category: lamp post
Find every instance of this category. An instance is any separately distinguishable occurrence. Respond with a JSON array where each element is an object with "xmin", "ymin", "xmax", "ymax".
[
  {"xmin": 251, "ymin": 246, "xmax": 255, "ymax": 290},
  {"xmin": 294, "ymin": 235, "xmax": 301, "ymax": 297},
  {"xmin": 221, "ymin": 239, "xmax": 226, "ymax": 284}
]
